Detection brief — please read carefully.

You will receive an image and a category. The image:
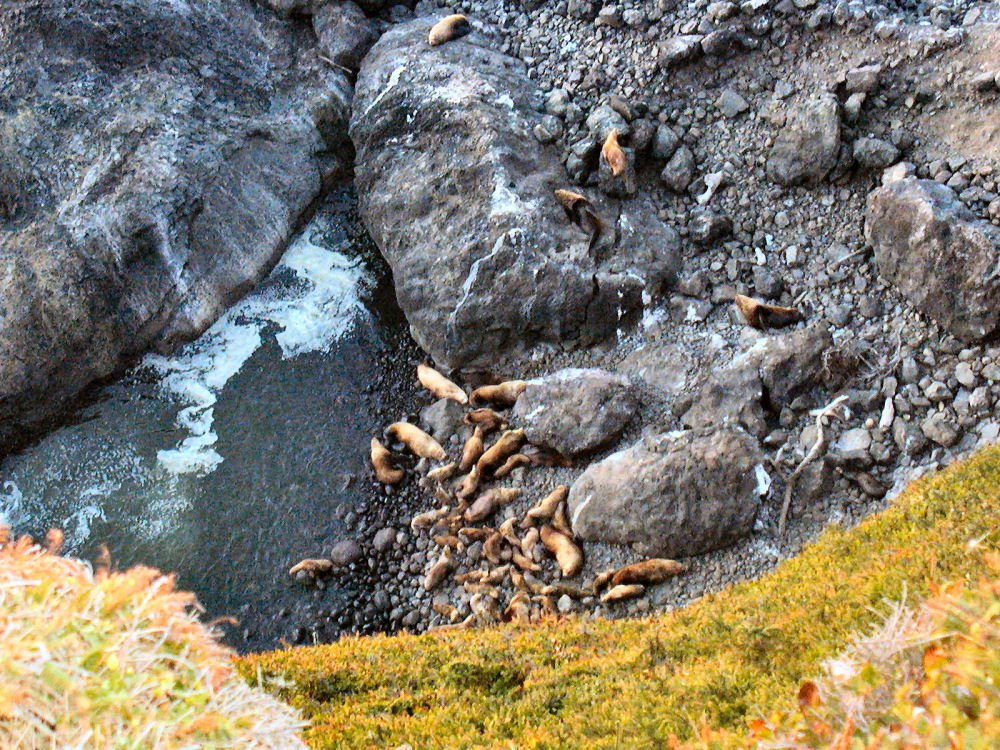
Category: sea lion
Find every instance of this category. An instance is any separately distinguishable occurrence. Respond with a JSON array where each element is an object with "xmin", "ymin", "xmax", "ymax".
[
  {"xmin": 493, "ymin": 453, "xmax": 531, "ymax": 478},
  {"xmin": 733, "ymin": 294, "xmax": 803, "ymax": 330},
  {"xmin": 483, "ymin": 532, "xmax": 506, "ymax": 565},
  {"xmin": 432, "ymin": 533, "xmax": 463, "ymax": 550},
  {"xmin": 370, "ymin": 437, "xmax": 405, "ymax": 485},
  {"xmin": 458, "ymin": 527, "xmax": 494, "ymax": 542},
  {"xmin": 455, "ymin": 570, "xmax": 487, "ymax": 584},
  {"xmin": 522, "ymin": 486, "xmax": 568, "ymax": 527},
  {"xmin": 288, "ymin": 558, "xmax": 334, "ymax": 577},
  {"xmin": 417, "ymin": 363, "xmax": 468, "ymax": 404},
  {"xmin": 505, "ymin": 591, "xmax": 532, "ymax": 623},
  {"xmin": 423, "ymin": 549, "xmax": 455, "ymax": 591},
  {"xmin": 428, "ymin": 614, "xmax": 475, "ymax": 632},
  {"xmin": 456, "ymin": 465, "xmax": 482, "ymax": 499},
  {"xmin": 541, "ymin": 582, "xmax": 591, "ymax": 599},
  {"xmin": 484, "ymin": 564, "xmax": 511, "ymax": 585},
  {"xmin": 477, "ymin": 429, "xmax": 526, "ymax": 475},
  {"xmin": 427, "ymin": 462, "xmax": 459, "ymax": 483},
  {"xmin": 600, "ymin": 584, "xmax": 646, "ymax": 604},
  {"xmin": 511, "ymin": 549, "xmax": 542, "ymax": 573},
  {"xmin": 432, "ymin": 601, "xmax": 461, "ymax": 623},
  {"xmin": 522, "ymin": 444, "xmax": 573, "ymax": 468},
  {"xmin": 520, "ymin": 527, "xmax": 540, "ymax": 560},
  {"xmin": 387, "ymin": 422, "xmax": 447, "ymax": 461},
  {"xmin": 539, "ymin": 525, "xmax": 583, "ymax": 578},
  {"xmin": 463, "ymin": 408, "xmax": 507, "ymax": 434},
  {"xmin": 610, "ymin": 559, "xmax": 688, "ymax": 587},
  {"xmin": 554, "ymin": 188, "xmax": 605, "ymax": 253},
  {"xmin": 470, "ymin": 380, "xmax": 528, "ymax": 408},
  {"xmin": 535, "ymin": 595, "xmax": 558, "ymax": 617},
  {"xmin": 551, "ymin": 500, "xmax": 573, "ymax": 537},
  {"xmin": 459, "ymin": 427, "xmax": 485, "ymax": 472},
  {"xmin": 428, "ymin": 13, "xmax": 470, "ymax": 47},
  {"xmin": 455, "ymin": 367, "xmax": 501, "ymax": 389},
  {"xmin": 591, "ymin": 570, "xmax": 615, "ymax": 592},
  {"xmin": 411, "ymin": 506, "xmax": 450, "ymax": 531},
  {"xmin": 464, "ymin": 488, "xmax": 522, "ymax": 523},
  {"xmin": 601, "ymin": 128, "xmax": 627, "ymax": 177},
  {"xmin": 463, "ymin": 581, "xmax": 500, "ymax": 596}
]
